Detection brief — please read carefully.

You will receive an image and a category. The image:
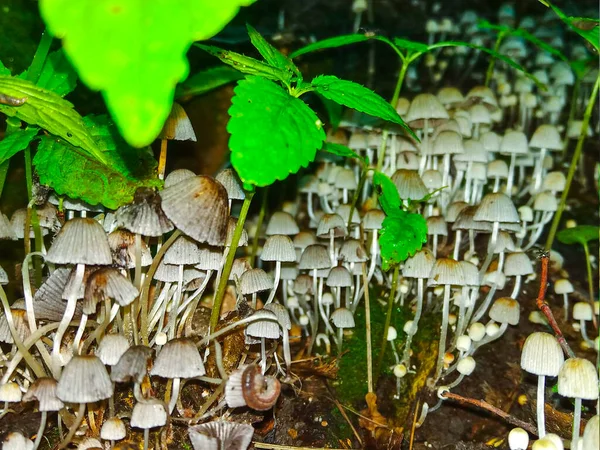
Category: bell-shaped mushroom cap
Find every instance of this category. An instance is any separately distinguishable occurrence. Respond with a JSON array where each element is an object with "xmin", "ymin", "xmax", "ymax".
[
  {"xmin": 446, "ymin": 202, "xmax": 469, "ymax": 223},
  {"xmin": 130, "ymin": 398, "xmax": 168, "ymax": 429},
  {"xmin": 77, "ymin": 437, "xmax": 103, "ymax": 449},
  {"xmin": 406, "ymin": 93, "xmax": 450, "ymax": 126},
  {"xmin": 261, "ymin": 235, "xmax": 296, "ymax": 262},
  {"xmin": 0, "ymin": 308, "xmax": 31, "ymax": 344},
  {"xmin": 229, "ymin": 257, "xmax": 251, "ymax": 281},
  {"xmin": 422, "ymin": 170, "xmax": 443, "ymax": 191},
  {"xmin": 101, "ymin": 417, "xmax": 127, "ymax": 441},
  {"xmin": 32, "ymin": 268, "xmax": 83, "ymax": 322},
  {"xmin": 481, "ymin": 131, "xmax": 501, "ymax": 152},
  {"xmin": 84, "ymin": 268, "xmax": 139, "ymax": 312},
  {"xmin": 459, "ymin": 261, "xmax": 480, "ymax": 286},
  {"xmin": 403, "ymin": 248, "xmax": 435, "ymax": 279},
  {"xmin": 246, "ymin": 310, "xmax": 280, "ymax": 339},
  {"xmin": 96, "ymin": 334, "xmax": 131, "ymax": 366},
  {"xmin": 542, "ymin": 171, "xmax": 566, "ymax": 192},
  {"xmin": 339, "ymin": 239, "xmax": 368, "ymax": 263},
  {"xmin": 2, "ymin": 432, "xmax": 34, "ymax": 450},
  {"xmin": 299, "ymin": 244, "xmax": 331, "ymax": 270},
  {"xmin": 335, "ymin": 168, "xmax": 358, "ymax": 190},
  {"xmin": 432, "ymin": 130, "xmax": 464, "ymax": 156},
  {"xmin": 391, "ymin": 170, "xmax": 429, "ymax": 201},
  {"xmin": 293, "ymin": 231, "xmax": 316, "ymax": 250},
  {"xmin": 266, "ymin": 211, "xmax": 299, "ymax": 236},
  {"xmin": 111, "ymin": 345, "xmax": 154, "ymax": 383},
  {"xmin": 474, "ymin": 192, "xmax": 519, "ymax": 223},
  {"xmin": 293, "ymin": 274, "xmax": 312, "ymax": 295},
  {"xmin": 164, "ymin": 168, "xmax": 196, "ymax": 188},
  {"xmin": 160, "ymin": 175, "xmax": 229, "ymax": 246},
  {"xmin": 115, "ymin": 187, "xmax": 174, "ymax": 237},
  {"xmin": 153, "ymin": 260, "xmax": 180, "ymax": 282},
  {"xmin": 0, "ymin": 211, "xmax": 17, "ymax": 240},
  {"xmin": 582, "ymin": 415, "xmax": 599, "ymax": 450},
  {"xmin": 520, "ymin": 332, "xmax": 564, "ymax": 376},
  {"xmin": 452, "ymin": 206, "xmax": 492, "ymax": 232},
  {"xmin": 263, "ymin": 303, "xmax": 291, "ymax": 330},
  {"xmin": 150, "ymin": 338, "xmax": 206, "ymax": 379},
  {"xmin": 530, "ymin": 124, "xmax": 562, "ymax": 150},
  {"xmin": 573, "ymin": 302, "xmax": 593, "ymax": 321},
  {"xmin": 11, "ymin": 209, "xmax": 50, "ymax": 239},
  {"xmin": 23, "ymin": 377, "xmax": 64, "ymax": 412},
  {"xmin": 427, "ymin": 258, "xmax": 465, "ymax": 286},
  {"xmin": 508, "ymin": 427, "xmax": 529, "ymax": 450},
  {"xmin": 557, "ymin": 358, "xmax": 599, "ymax": 400},
  {"xmin": 57, "ymin": 355, "xmax": 114, "ymax": 403},
  {"xmin": 489, "ymin": 297, "xmax": 520, "ymax": 325},
  {"xmin": 159, "ymin": 102, "xmax": 196, "ymax": 141},
  {"xmin": 437, "ymin": 87, "xmax": 464, "ymax": 107},
  {"xmin": 363, "ymin": 209, "xmax": 385, "ymax": 230},
  {"xmin": 216, "ymin": 168, "xmax": 245, "ymax": 201},
  {"xmin": 336, "ymin": 205, "xmax": 361, "ymax": 227},
  {"xmin": 188, "ymin": 421, "xmax": 254, "ymax": 450},
  {"xmin": 163, "ymin": 235, "xmax": 202, "ymax": 265},
  {"xmin": 46, "ymin": 217, "xmax": 112, "ymax": 265},
  {"xmin": 487, "ymin": 160, "xmax": 509, "ymax": 179},
  {"xmin": 196, "ymin": 246, "xmax": 224, "ymax": 271},
  {"xmin": 427, "ymin": 216, "xmax": 448, "ymax": 236},
  {"xmin": 225, "ymin": 218, "xmax": 248, "ymax": 247},
  {"xmin": 465, "ymin": 86, "xmax": 498, "ymax": 111},
  {"xmin": 108, "ymin": 229, "xmax": 153, "ymax": 268},
  {"xmin": 504, "ymin": 252, "xmax": 534, "ymax": 276},
  {"xmin": 533, "ymin": 191, "xmax": 558, "ymax": 212},
  {"xmin": 331, "ymin": 307, "xmax": 355, "ymax": 328},
  {"xmin": 316, "ymin": 213, "xmax": 347, "ymax": 238},
  {"xmin": 469, "ymin": 104, "xmax": 491, "ymax": 125},
  {"xmin": 500, "ymin": 131, "xmax": 529, "ymax": 155},
  {"xmin": 240, "ymin": 269, "xmax": 273, "ymax": 295},
  {"xmin": 327, "ymin": 266, "xmax": 352, "ymax": 287},
  {"xmin": 554, "ymin": 278, "xmax": 573, "ymax": 294},
  {"xmin": 0, "ymin": 382, "xmax": 22, "ymax": 403}
]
